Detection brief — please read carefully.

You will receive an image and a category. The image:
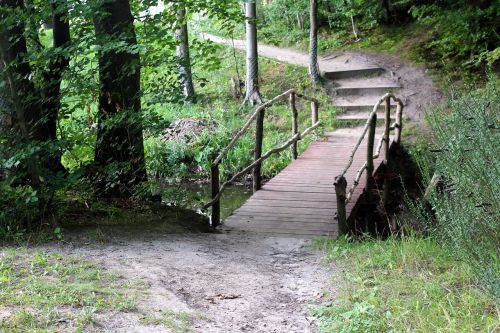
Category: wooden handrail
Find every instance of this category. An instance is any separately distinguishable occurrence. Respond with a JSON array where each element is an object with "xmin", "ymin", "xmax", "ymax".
[
  {"xmin": 203, "ymin": 89, "xmax": 320, "ymax": 226},
  {"xmin": 334, "ymin": 93, "xmax": 404, "ymax": 232}
]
